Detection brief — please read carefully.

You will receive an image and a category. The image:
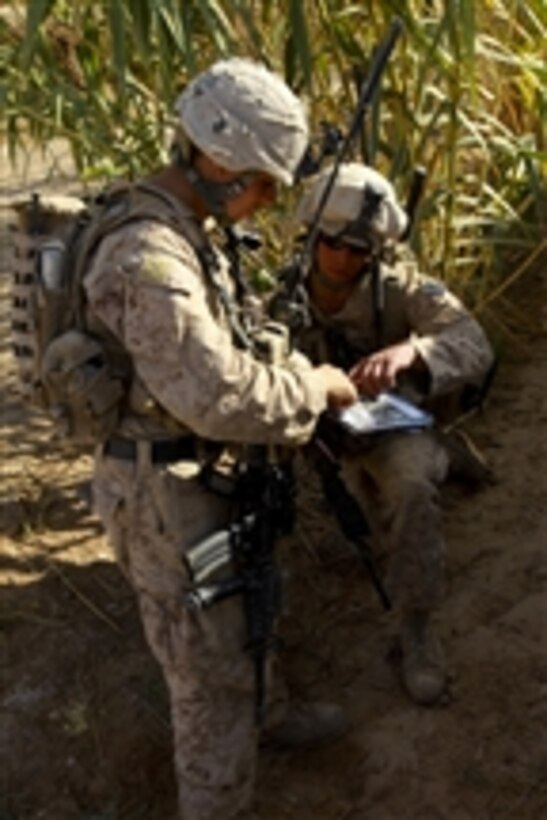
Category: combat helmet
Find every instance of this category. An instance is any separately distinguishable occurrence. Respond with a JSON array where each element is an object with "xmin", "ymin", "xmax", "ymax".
[
  {"xmin": 296, "ymin": 162, "xmax": 408, "ymax": 251},
  {"xmin": 174, "ymin": 58, "xmax": 309, "ymax": 208}
]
